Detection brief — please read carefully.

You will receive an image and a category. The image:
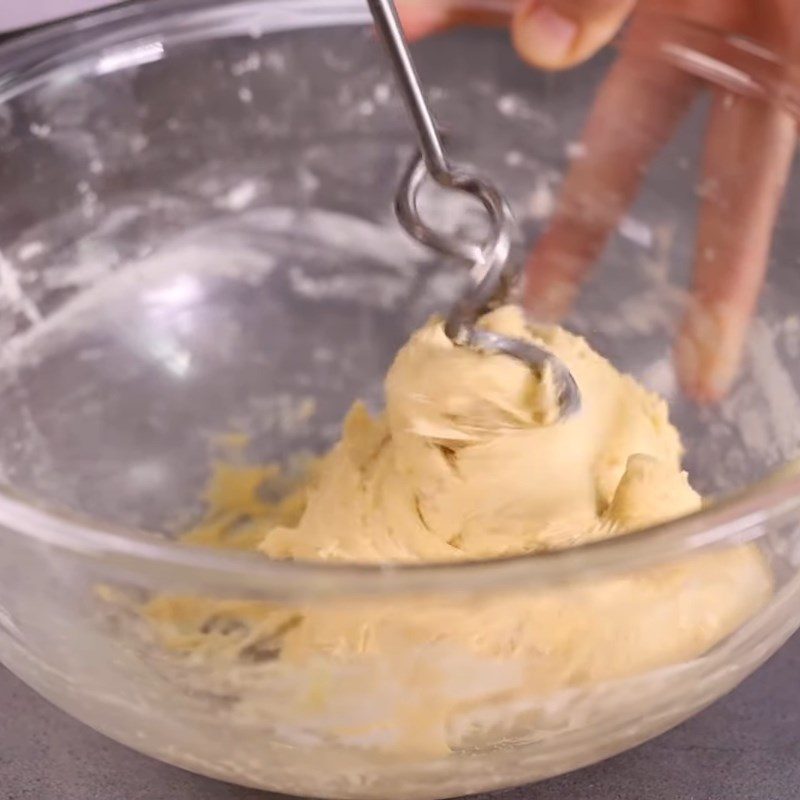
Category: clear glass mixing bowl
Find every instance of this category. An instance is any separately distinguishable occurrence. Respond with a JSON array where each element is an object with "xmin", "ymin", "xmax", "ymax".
[{"xmin": 1, "ymin": 1, "xmax": 800, "ymax": 798}]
